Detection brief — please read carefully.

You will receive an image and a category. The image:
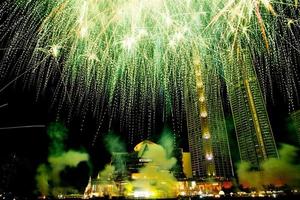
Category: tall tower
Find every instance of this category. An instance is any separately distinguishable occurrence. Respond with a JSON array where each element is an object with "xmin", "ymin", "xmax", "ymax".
[
  {"xmin": 290, "ymin": 110, "xmax": 300, "ymax": 146},
  {"xmin": 223, "ymin": 48, "xmax": 278, "ymax": 169},
  {"xmin": 185, "ymin": 84, "xmax": 204, "ymax": 177},
  {"xmin": 194, "ymin": 57, "xmax": 216, "ymax": 177},
  {"xmin": 185, "ymin": 55, "xmax": 234, "ymax": 179},
  {"xmin": 204, "ymin": 65, "xmax": 234, "ymax": 179}
]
